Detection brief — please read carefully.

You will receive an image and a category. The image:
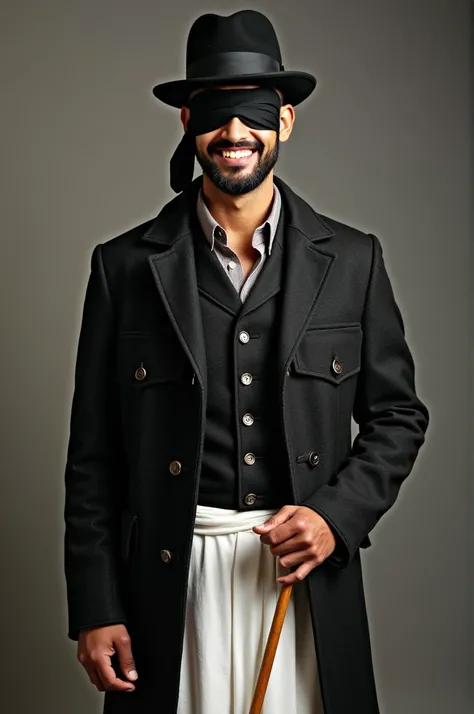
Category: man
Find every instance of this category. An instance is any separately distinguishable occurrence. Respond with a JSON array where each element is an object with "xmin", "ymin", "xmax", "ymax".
[{"xmin": 63, "ymin": 10, "xmax": 429, "ymax": 714}]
